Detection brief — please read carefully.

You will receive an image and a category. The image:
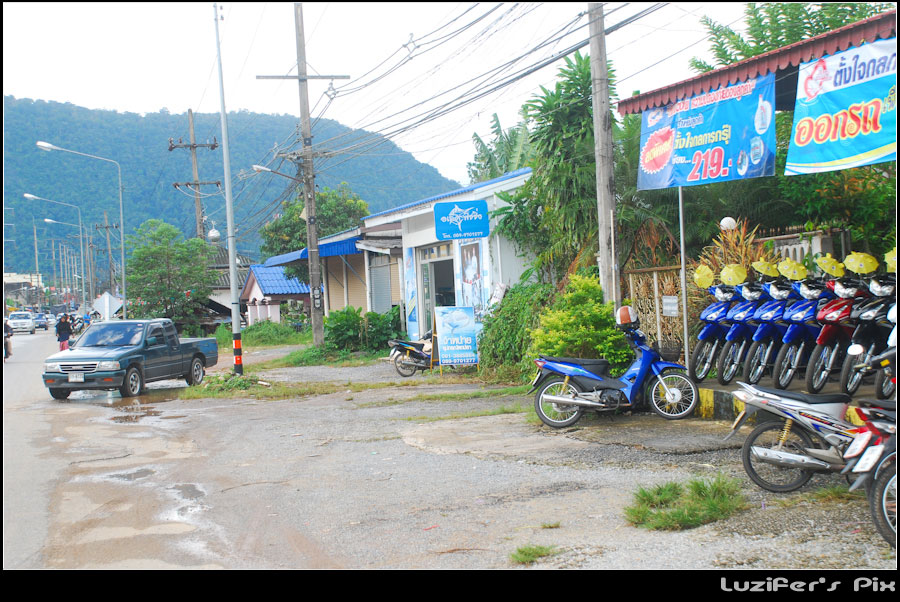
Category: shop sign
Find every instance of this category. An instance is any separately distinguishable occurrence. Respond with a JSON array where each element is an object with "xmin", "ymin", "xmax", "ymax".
[
  {"xmin": 434, "ymin": 306, "xmax": 478, "ymax": 365},
  {"xmin": 785, "ymin": 37, "xmax": 897, "ymax": 175},
  {"xmin": 434, "ymin": 200, "xmax": 490, "ymax": 240},
  {"xmin": 637, "ymin": 73, "xmax": 776, "ymax": 190}
]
